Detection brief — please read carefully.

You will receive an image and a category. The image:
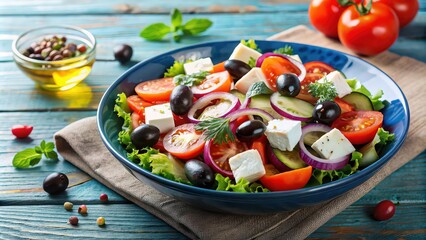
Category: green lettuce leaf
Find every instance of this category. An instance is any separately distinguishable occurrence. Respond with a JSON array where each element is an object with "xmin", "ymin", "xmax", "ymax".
[
  {"xmin": 215, "ymin": 174, "xmax": 269, "ymax": 193},
  {"xmin": 114, "ymin": 93, "xmax": 134, "ymax": 150},
  {"xmin": 346, "ymin": 79, "xmax": 386, "ymax": 111},
  {"xmin": 307, "ymin": 153, "xmax": 361, "ymax": 187},
  {"xmin": 241, "ymin": 39, "xmax": 261, "ymax": 53},
  {"xmin": 128, "ymin": 148, "xmax": 190, "ymax": 184}
]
